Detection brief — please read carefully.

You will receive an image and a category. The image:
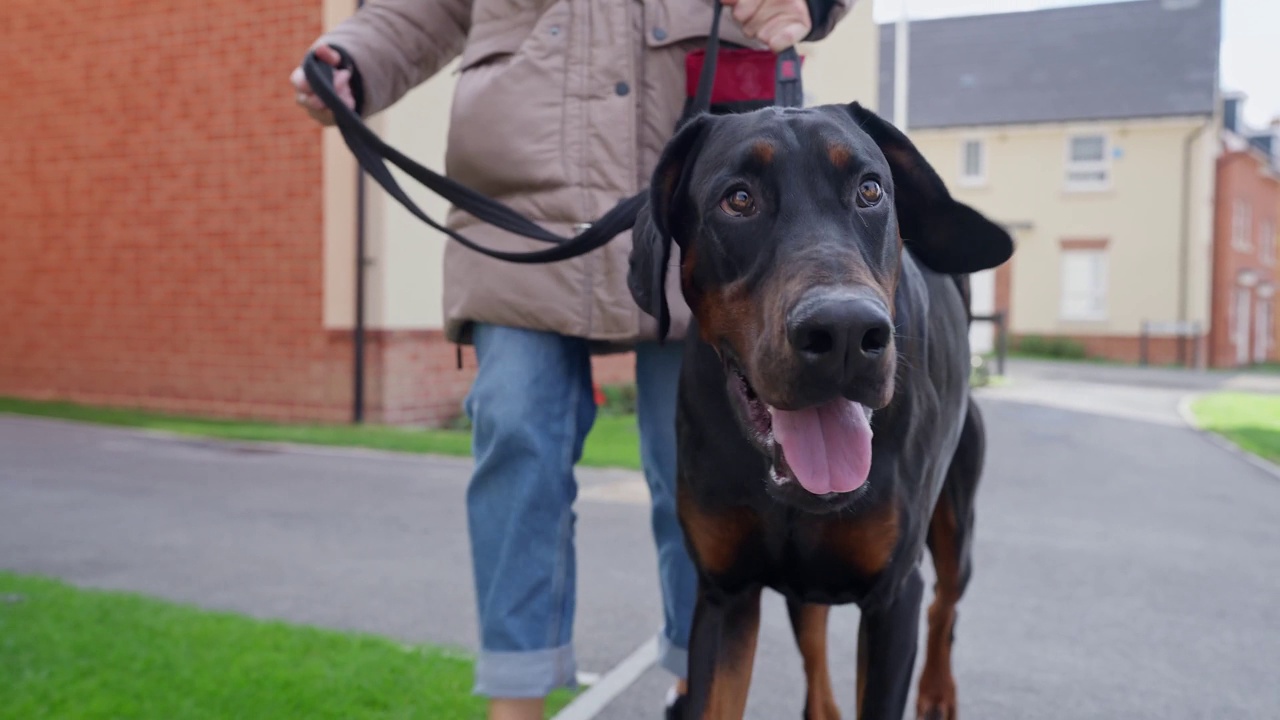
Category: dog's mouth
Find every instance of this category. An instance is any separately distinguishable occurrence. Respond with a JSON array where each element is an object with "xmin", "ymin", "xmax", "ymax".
[{"xmin": 725, "ymin": 359, "xmax": 874, "ymax": 497}]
